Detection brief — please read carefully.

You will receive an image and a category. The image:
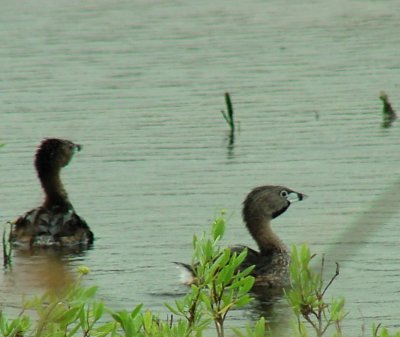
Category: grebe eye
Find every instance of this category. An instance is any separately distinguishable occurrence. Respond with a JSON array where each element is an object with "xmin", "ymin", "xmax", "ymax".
[{"xmin": 280, "ymin": 190, "xmax": 288, "ymax": 198}]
